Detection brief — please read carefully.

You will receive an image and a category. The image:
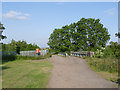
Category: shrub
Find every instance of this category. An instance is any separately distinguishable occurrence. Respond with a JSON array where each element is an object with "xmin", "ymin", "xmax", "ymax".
[{"xmin": 94, "ymin": 49, "xmax": 104, "ymax": 58}]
